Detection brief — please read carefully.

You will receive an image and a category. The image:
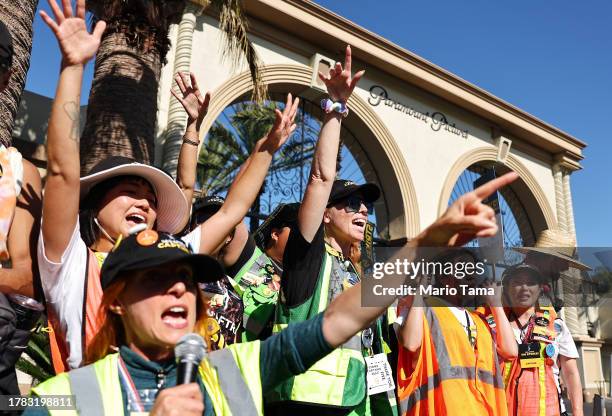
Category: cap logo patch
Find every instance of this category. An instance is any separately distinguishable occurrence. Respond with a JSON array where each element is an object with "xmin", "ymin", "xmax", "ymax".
[
  {"xmin": 157, "ymin": 239, "xmax": 190, "ymax": 253},
  {"xmin": 137, "ymin": 230, "xmax": 158, "ymax": 246},
  {"xmin": 344, "ymin": 180, "xmax": 355, "ymax": 187}
]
